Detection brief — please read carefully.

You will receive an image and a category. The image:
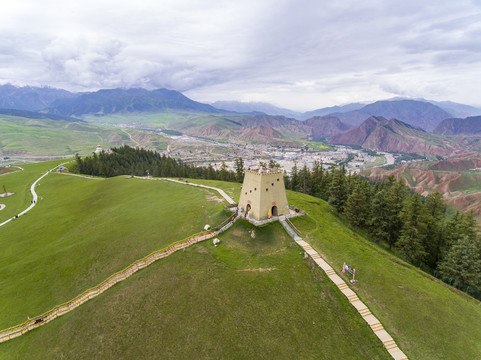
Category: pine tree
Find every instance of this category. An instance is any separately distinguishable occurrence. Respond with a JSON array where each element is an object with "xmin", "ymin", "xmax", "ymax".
[
  {"xmin": 235, "ymin": 157, "xmax": 245, "ymax": 182},
  {"xmin": 328, "ymin": 165, "xmax": 347, "ymax": 212},
  {"xmin": 299, "ymin": 165, "xmax": 311, "ymax": 194},
  {"xmin": 384, "ymin": 179, "xmax": 406, "ymax": 248},
  {"xmin": 422, "ymin": 191, "xmax": 446, "ymax": 269},
  {"xmin": 290, "ymin": 162, "xmax": 300, "ymax": 191},
  {"xmin": 368, "ymin": 189, "xmax": 390, "ymax": 245},
  {"xmin": 220, "ymin": 161, "xmax": 228, "ymax": 181},
  {"xmin": 438, "ymin": 236, "xmax": 481, "ymax": 292},
  {"xmin": 396, "ymin": 194, "xmax": 427, "ymax": 265},
  {"xmin": 344, "ymin": 182, "xmax": 370, "ymax": 229},
  {"xmin": 310, "ymin": 160, "xmax": 323, "ymax": 197}
]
